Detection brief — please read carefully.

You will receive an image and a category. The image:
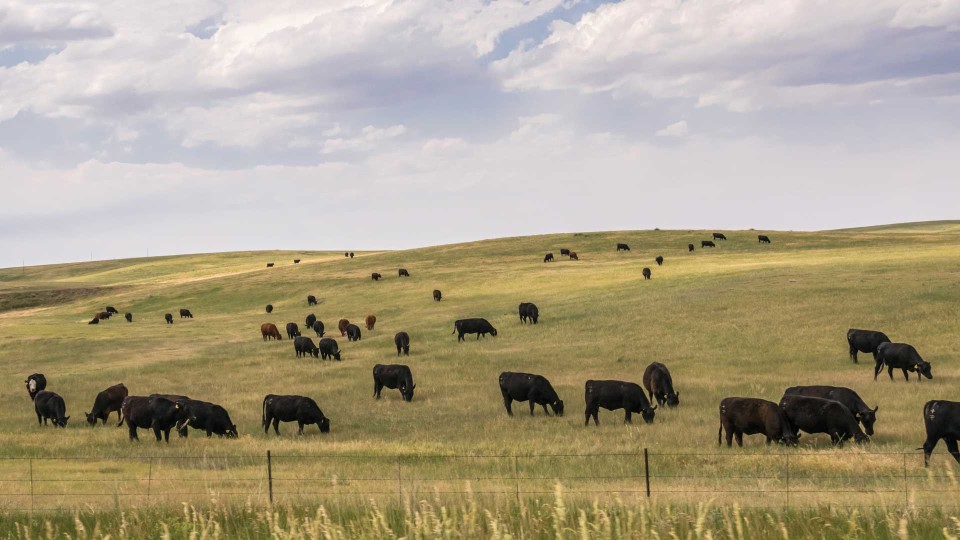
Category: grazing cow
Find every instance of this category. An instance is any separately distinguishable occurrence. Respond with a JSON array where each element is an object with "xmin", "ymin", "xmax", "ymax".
[
  {"xmin": 294, "ymin": 336, "xmax": 320, "ymax": 358},
  {"xmin": 350, "ymin": 252, "xmax": 355, "ymax": 258},
  {"xmin": 121, "ymin": 396, "xmax": 179, "ymax": 442},
  {"xmin": 783, "ymin": 386, "xmax": 878, "ymax": 436},
  {"xmin": 346, "ymin": 323, "xmax": 362, "ymax": 341},
  {"xmin": 452, "ymin": 318, "xmax": 498, "ymax": 342},
  {"xmin": 318, "ymin": 338, "xmax": 341, "ymax": 360},
  {"xmin": 433, "ymin": 289, "xmax": 442, "ymax": 302},
  {"xmin": 149, "ymin": 394, "xmax": 191, "ymax": 437},
  {"xmin": 399, "ymin": 268, "xmax": 410, "ymax": 277},
  {"xmin": 499, "ymin": 372, "xmax": 563, "ymax": 417},
  {"xmin": 713, "ymin": 233, "xmax": 727, "ymax": 241},
  {"xmin": 617, "ymin": 243, "xmax": 630, "ymax": 252},
  {"xmin": 518, "ymin": 302, "xmax": 539, "ymax": 324},
  {"xmin": 544, "ymin": 253, "xmax": 554, "ymax": 263},
  {"xmin": 344, "ymin": 252, "xmax": 349, "ymax": 257},
  {"xmin": 338, "ymin": 319, "xmax": 350, "ymax": 336},
  {"xmin": 875, "ymin": 342, "xmax": 932, "ymax": 382},
  {"xmin": 261, "ymin": 323, "xmax": 282, "ymax": 341},
  {"xmin": 125, "ymin": 312, "xmax": 133, "ymax": 322},
  {"xmin": 266, "ymin": 263, "xmax": 274, "ymax": 267},
  {"xmin": 175, "ymin": 399, "xmax": 238, "ymax": 438},
  {"xmin": 88, "ymin": 316, "xmax": 100, "ymax": 325},
  {"xmin": 560, "ymin": 248, "xmax": 570, "ymax": 256},
  {"xmin": 371, "ymin": 272, "xmax": 382, "ymax": 281},
  {"xmin": 106, "ymin": 306, "xmax": 119, "ymax": 314},
  {"xmin": 642, "ymin": 267, "xmax": 652, "ymax": 280},
  {"xmin": 584, "ymin": 380, "xmax": 656, "ymax": 425},
  {"xmin": 285, "ymin": 322, "xmax": 301, "ymax": 339},
  {"xmin": 164, "ymin": 313, "xmax": 173, "ymax": 324},
  {"xmin": 394, "ymin": 332, "xmax": 410, "ymax": 356},
  {"xmin": 179, "ymin": 309, "xmax": 193, "ymax": 319},
  {"xmin": 312, "ymin": 320, "xmax": 325, "ymax": 337},
  {"xmin": 779, "ymin": 395, "xmax": 869, "ymax": 446},
  {"xmin": 293, "ymin": 259, "xmax": 301, "ymax": 264},
  {"xmin": 718, "ymin": 397, "xmax": 797, "ymax": 447},
  {"xmin": 25, "ymin": 374, "xmax": 47, "ymax": 401},
  {"xmin": 701, "ymin": 240, "xmax": 716, "ymax": 248},
  {"xmin": 85, "ymin": 383, "xmax": 128, "ymax": 426},
  {"xmin": 920, "ymin": 400, "xmax": 960, "ymax": 466},
  {"xmin": 265, "ymin": 304, "xmax": 273, "ymax": 314},
  {"xmin": 262, "ymin": 394, "xmax": 330, "ymax": 435},
  {"xmin": 642, "ymin": 362, "xmax": 679, "ymax": 408},
  {"xmin": 305, "ymin": 313, "xmax": 317, "ymax": 329},
  {"xmin": 34, "ymin": 391, "xmax": 69, "ymax": 427},
  {"xmin": 365, "ymin": 315, "xmax": 377, "ymax": 330},
  {"xmin": 656, "ymin": 256, "xmax": 663, "ymax": 266},
  {"xmin": 307, "ymin": 295, "xmax": 318, "ymax": 306},
  {"xmin": 569, "ymin": 251, "xmax": 579, "ymax": 260},
  {"xmin": 847, "ymin": 329, "xmax": 890, "ymax": 363},
  {"xmin": 758, "ymin": 235, "xmax": 771, "ymax": 244},
  {"xmin": 688, "ymin": 243, "xmax": 694, "ymax": 252},
  {"xmin": 373, "ymin": 364, "xmax": 416, "ymax": 402},
  {"xmin": 98, "ymin": 311, "xmax": 111, "ymax": 320}
]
